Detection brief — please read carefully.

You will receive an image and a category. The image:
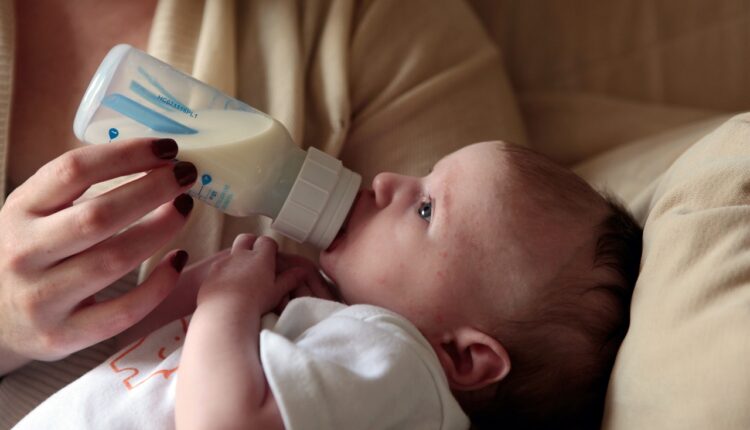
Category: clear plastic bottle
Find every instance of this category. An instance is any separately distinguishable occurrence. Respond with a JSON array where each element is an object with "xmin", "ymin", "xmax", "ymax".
[{"xmin": 74, "ymin": 44, "xmax": 361, "ymax": 249}]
